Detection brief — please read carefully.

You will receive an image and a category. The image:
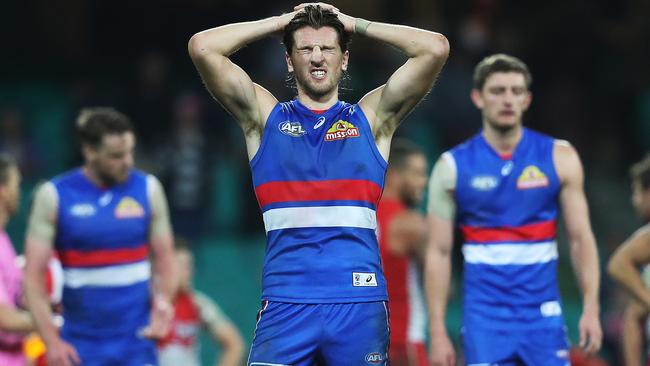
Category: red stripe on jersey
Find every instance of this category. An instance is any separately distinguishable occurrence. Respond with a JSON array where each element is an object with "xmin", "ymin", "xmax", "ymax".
[
  {"xmin": 255, "ymin": 179, "xmax": 382, "ymax": 207},
  {"xmin": 58, "ymin": 245, "xmax": 149, "ymax": 267},
  {"xmin": 460, "ymin": 220, "xmax": 556, "ymax": 243}
]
